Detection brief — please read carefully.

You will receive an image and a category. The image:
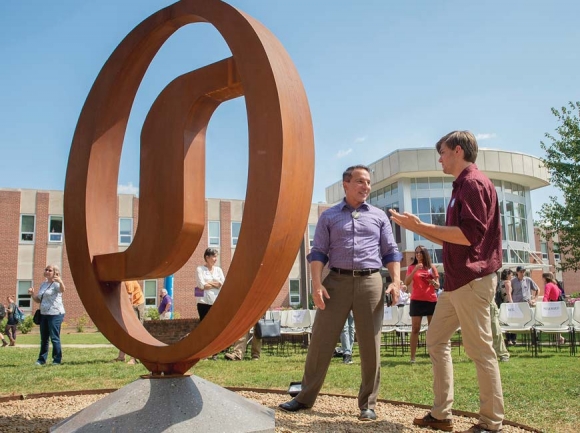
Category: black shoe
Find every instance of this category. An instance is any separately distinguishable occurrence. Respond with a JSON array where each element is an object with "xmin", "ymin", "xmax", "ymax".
[
  {"xmin": 343, "ymin": 353, "xmax": 353, "ymax": 364},
  {"xmin": 278, "ymin": 399, "xmax": 311, "ymax": 412},
  {"xmin": 359, "ymin": 409, "xmax": 376, "ymax": 421}
]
